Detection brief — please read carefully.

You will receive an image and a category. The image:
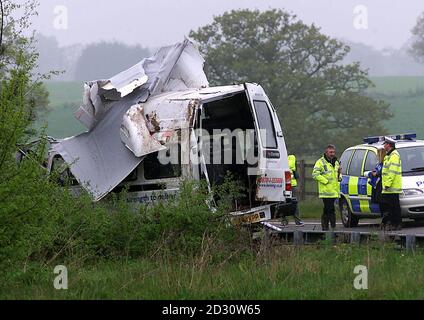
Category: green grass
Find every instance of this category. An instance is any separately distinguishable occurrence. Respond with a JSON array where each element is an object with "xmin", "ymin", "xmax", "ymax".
[
  {"xmin": 299, "ymin": 199, "xmax": 322, "ymax": 219},
  {"xmin": 2, "ymin": 244, "xmax": 423, "ymax": 299}
]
